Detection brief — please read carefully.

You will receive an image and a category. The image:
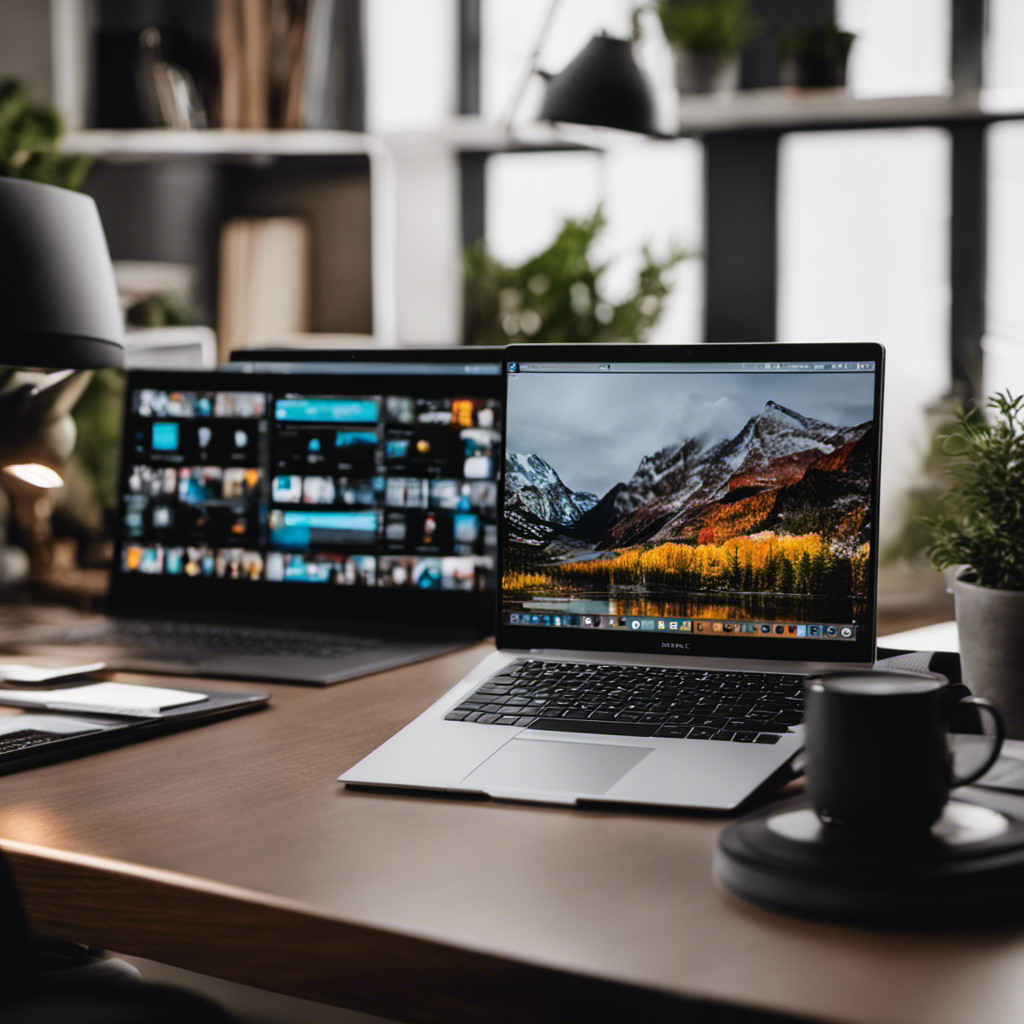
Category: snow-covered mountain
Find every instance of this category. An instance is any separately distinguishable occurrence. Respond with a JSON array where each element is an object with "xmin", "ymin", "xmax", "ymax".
[
  {"xmin": 507, "ymin": 401, "xmax": 873, "ymax": 552},
  {"xmin": 505, "ymin": 452, "xmax": 590, "ymax": 526}
]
